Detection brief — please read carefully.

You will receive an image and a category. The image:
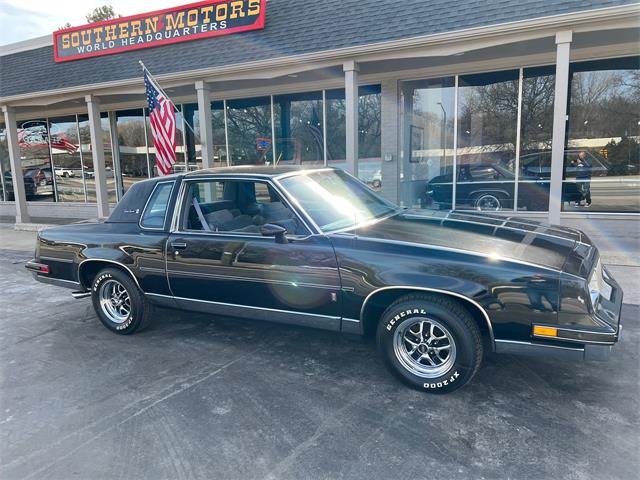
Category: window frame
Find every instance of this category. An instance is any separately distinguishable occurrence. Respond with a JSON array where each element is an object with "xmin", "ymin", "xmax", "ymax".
[
  {"xmin": 139, "ymin": 180, "xmax": 176, "ymax": 231},
  {"xmin": 173, "ymin": 176, "xmax": 314, "ymax": 237}
]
